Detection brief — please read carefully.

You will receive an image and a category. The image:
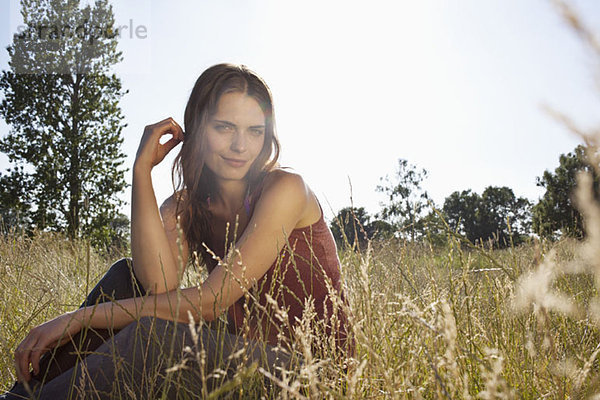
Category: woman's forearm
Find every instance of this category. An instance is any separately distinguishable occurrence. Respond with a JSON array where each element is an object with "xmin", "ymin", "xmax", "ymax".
[
  {"xmin": 73, "ymin": 286, "xmax": 215, "ymax": 332},
  {"xmin": 131, "ymin": 163, "xmax": 179, "ymax": 293}
]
